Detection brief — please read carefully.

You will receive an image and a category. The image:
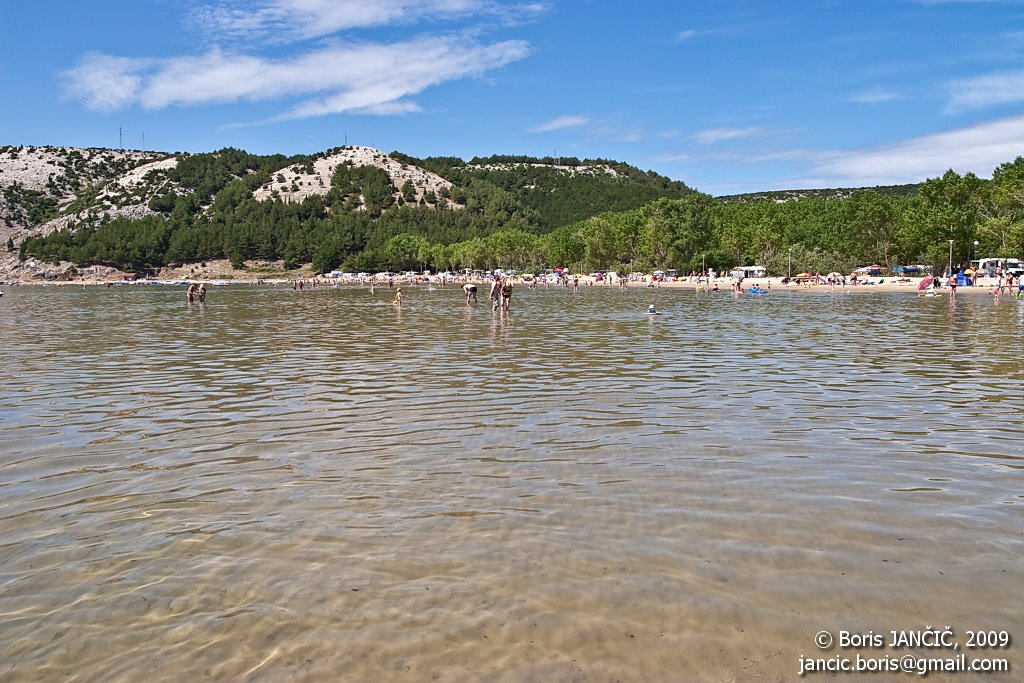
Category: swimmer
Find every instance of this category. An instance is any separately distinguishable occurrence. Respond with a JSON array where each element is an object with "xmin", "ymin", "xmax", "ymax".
[
  {"xmin": 393, "ymin": 287, "xmax": 403, "ymax": 305},
  {"xmin": 647, "ymin": 304, "xmax": 657, "ymax": 314},
  {"xmin": 463, "ymin": 282, "xmax": 478, "ymax": 303}
]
